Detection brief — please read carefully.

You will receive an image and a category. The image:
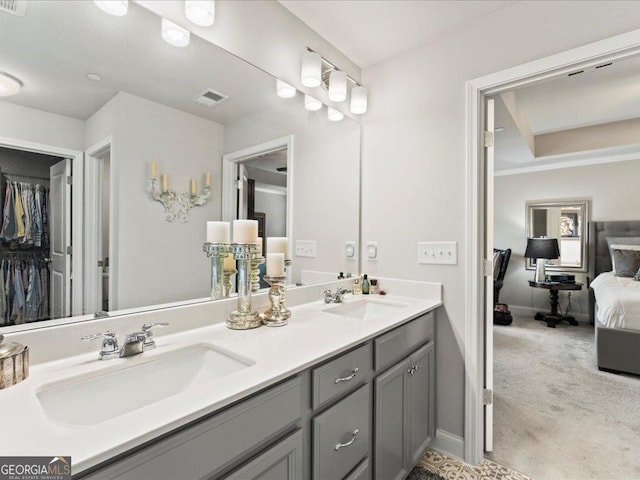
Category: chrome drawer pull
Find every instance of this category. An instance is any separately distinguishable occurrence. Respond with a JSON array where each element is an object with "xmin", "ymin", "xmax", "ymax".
[
  {"xmin": 334, "ymin": 367, "xmax": 359, "ymax": 384},
  {"xmin": 335, "ymin": 428, "xmax": 359, "ymax": 451},
  {"xmin": 408, "ymin": 366, "xmax": 416, "ymax": 376}
]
